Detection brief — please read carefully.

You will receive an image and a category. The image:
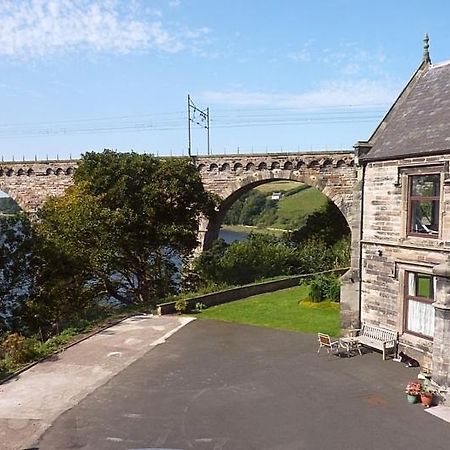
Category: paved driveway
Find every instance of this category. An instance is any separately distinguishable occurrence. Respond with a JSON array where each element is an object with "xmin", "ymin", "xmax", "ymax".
[{"xmin": 35, "ymin": 319, "xmax": 450, "ymax": 450}]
